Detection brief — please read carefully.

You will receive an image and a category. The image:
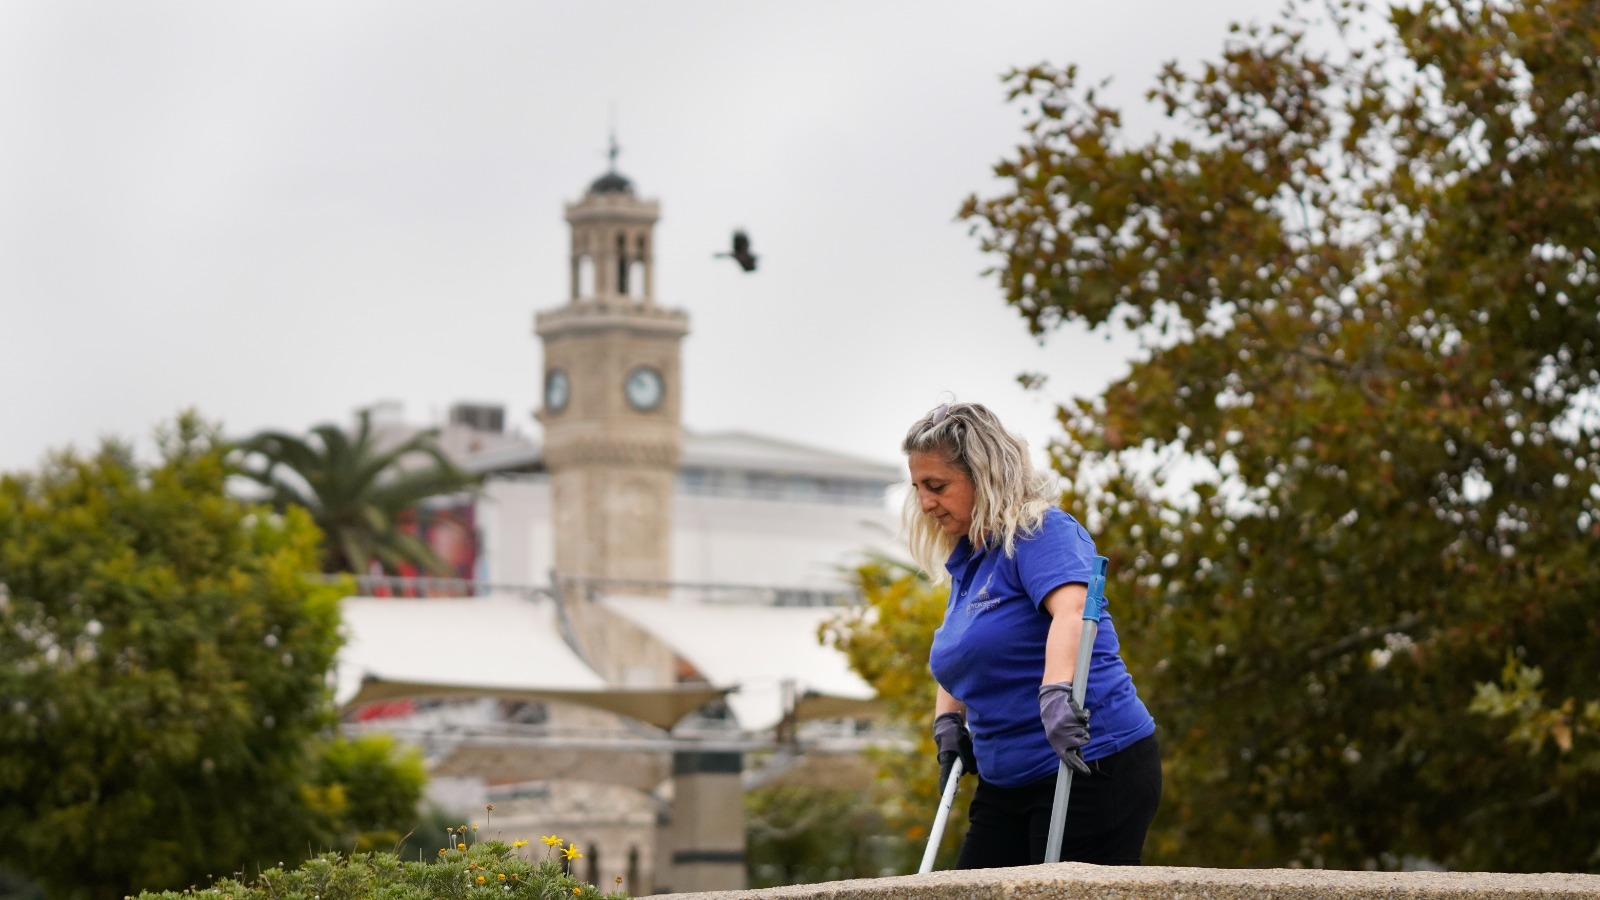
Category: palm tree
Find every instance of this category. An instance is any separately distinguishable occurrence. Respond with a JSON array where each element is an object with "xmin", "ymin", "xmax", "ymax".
[{"xmin": 236, "ymin": 411, "xmax": 479, "ymax": 575}]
